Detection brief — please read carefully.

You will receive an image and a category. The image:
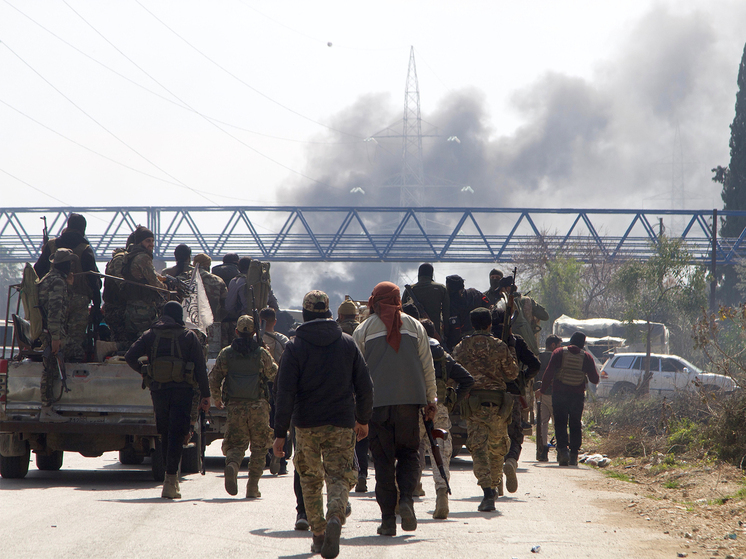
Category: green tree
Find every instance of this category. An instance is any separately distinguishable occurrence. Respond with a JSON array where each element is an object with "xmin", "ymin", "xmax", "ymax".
[
  {"xmin": 714, "ymin": 42, "xmax": 746, "ymax": 304},
  {"xmin": 536, "ymin": 256, "xmax": 584, "ymax": 324},
  {"xmin": 612, "ymin": 236, "xmax": 707, "ymax": 395}
]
